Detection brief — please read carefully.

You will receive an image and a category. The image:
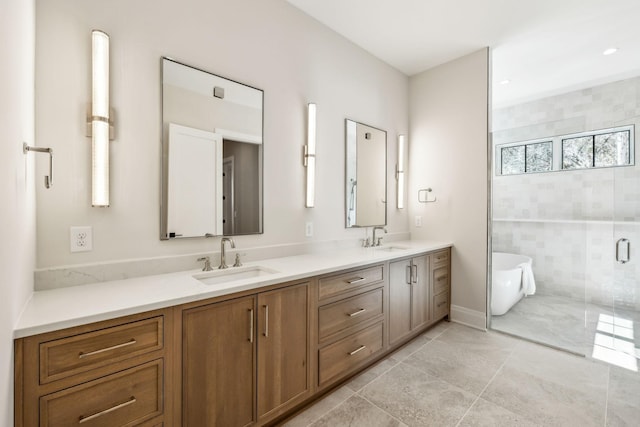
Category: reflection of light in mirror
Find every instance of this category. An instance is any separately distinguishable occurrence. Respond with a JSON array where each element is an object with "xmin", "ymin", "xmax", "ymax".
[{"xmin": 591, "ymin": 313, "xmax": 637, "ymax": 372}]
